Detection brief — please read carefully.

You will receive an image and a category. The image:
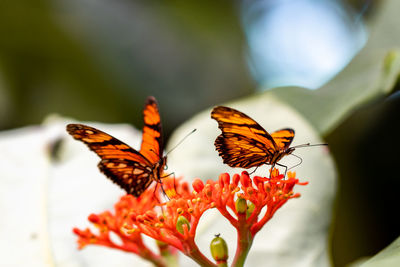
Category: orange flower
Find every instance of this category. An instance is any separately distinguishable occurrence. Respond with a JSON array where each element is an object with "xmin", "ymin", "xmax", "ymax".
[
  {"xmin": 74, "ymin": 170, "xmax": 307, "ymax": 266},
  {"xmin": 130, "ymin": 177, "xmax": 216, "ymax": 266},
  {"xmin": 73, "ymin": 186, "xmax": 171, "ymax": 267},
  {"xmin": 191, "ymin": 169, "xmax": 307, "ymax": 236}
]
